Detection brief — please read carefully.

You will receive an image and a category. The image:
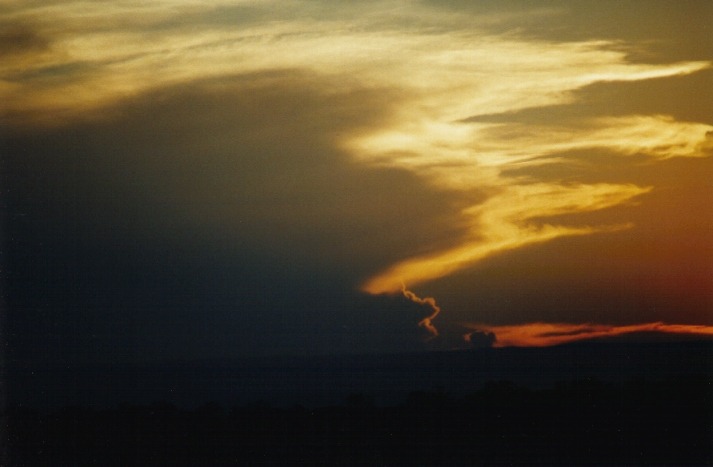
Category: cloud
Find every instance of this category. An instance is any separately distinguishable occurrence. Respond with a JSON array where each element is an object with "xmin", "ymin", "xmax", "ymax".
[
  {"xmin": 401, "ymin": 285, "xmax": 442, "ymax": 340},
  {"xmin": 3, "ymin": 0, "xmax": 709, "ymax": 128},
  {"xmin": 361, "ymin": 182, "xmax": 649, "ymax": 294},
  {"xmin": 463, "ymin": 322, "xmax": 713, "ymax": 347},
  {"xmin": 2, "ymin": 71, "xmax": 465, "ymax": 363},
  {"xmin": 4, "ymin": 1, "xmax": 712, "ymax": 359},
  {"xmin": 0, "ymin": 23, "xmax": 50, "ymax": 57},
  {"xmin": 463, "ymin": 330, "xmax": 497, "ymax": 349},
  {"xmin": 10, "ymin": 1, "xmax": 706, "ymax": 299}
]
